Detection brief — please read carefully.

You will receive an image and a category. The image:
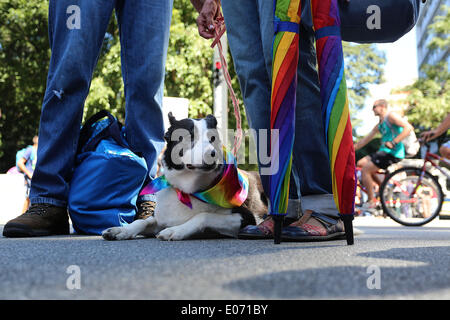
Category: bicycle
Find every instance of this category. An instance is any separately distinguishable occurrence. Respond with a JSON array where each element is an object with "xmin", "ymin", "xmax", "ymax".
[{"xmin": 379, "ymin": 141, "xmax": 449, "ymax": 226}]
